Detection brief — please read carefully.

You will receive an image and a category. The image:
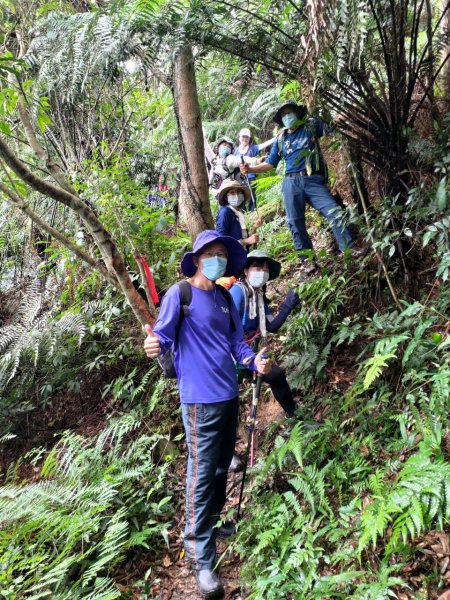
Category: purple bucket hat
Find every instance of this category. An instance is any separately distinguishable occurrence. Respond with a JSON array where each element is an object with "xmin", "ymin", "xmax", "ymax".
[{"xmin": 181, "ymin": 230, "xmax": 247, "ymax": 278}]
